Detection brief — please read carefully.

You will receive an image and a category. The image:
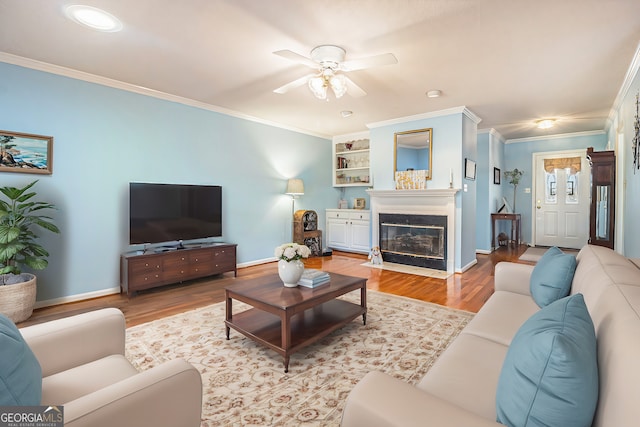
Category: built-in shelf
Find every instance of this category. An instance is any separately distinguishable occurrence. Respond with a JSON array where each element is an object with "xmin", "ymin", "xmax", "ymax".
[{"xmin": 333, "ymin": 138, "xmax": 371, "ymax": 187}]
